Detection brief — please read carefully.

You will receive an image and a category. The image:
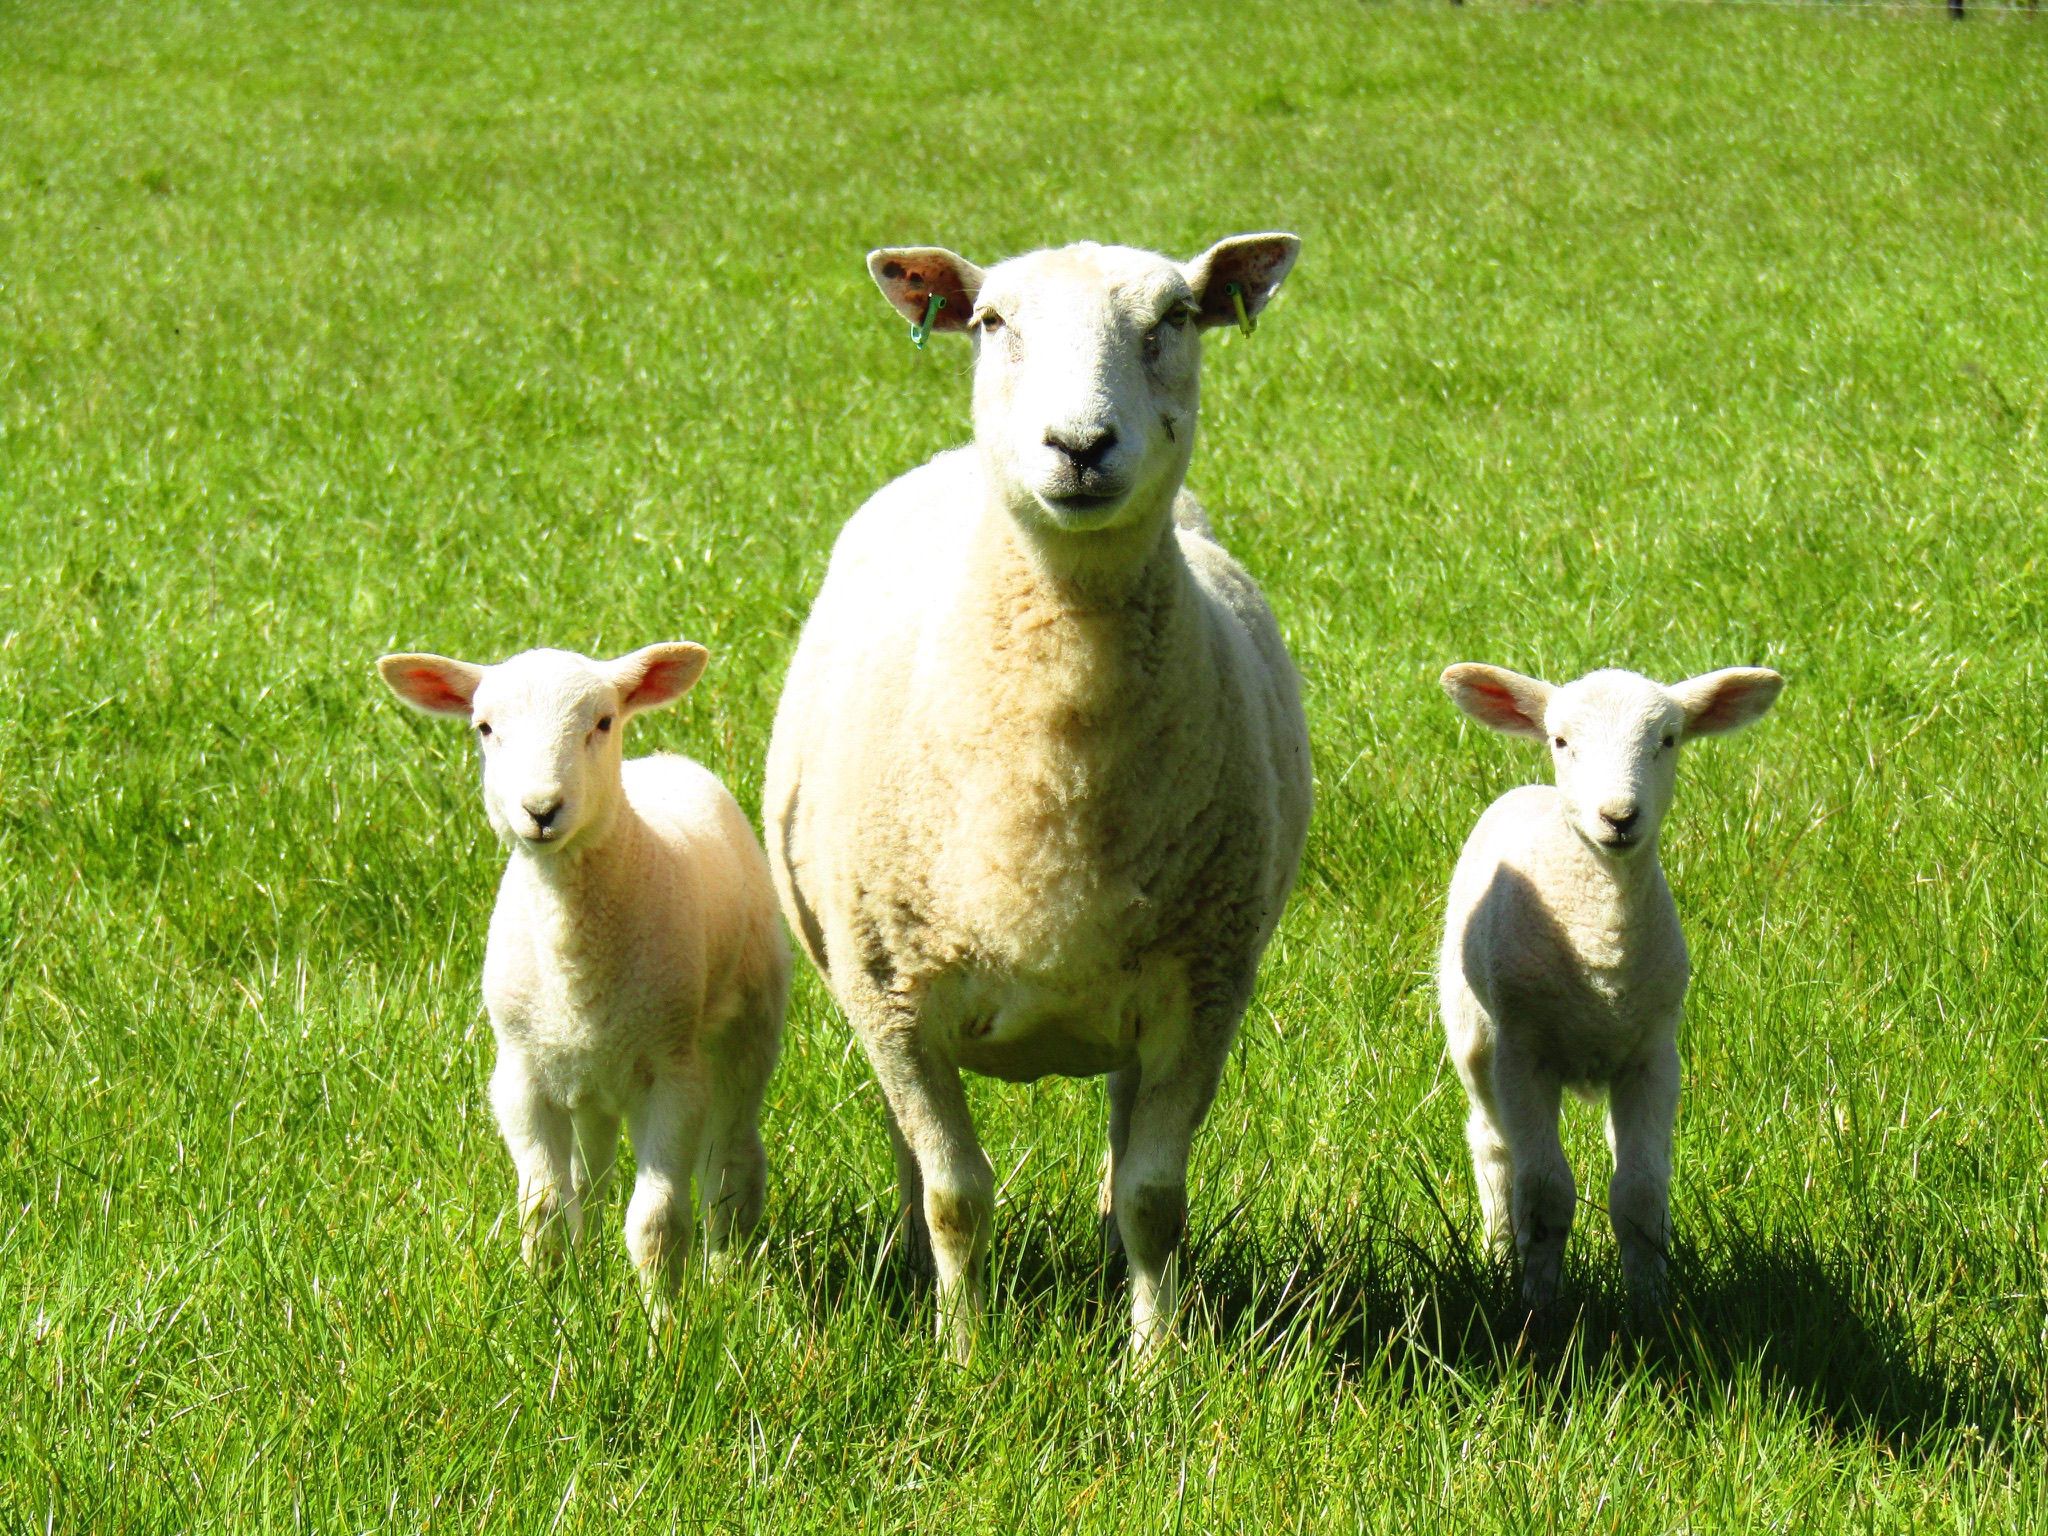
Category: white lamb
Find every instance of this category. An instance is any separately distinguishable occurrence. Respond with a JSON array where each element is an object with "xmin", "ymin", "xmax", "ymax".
[
  {"xmin": 764, "ymin": 235, "xmax": 1313, "ymax": 1360},
  {"xmin": 378, "ymin": 643, "xmax": 788, "ymax": 1321},
  {"xmin": 1438, "ymin": 662, "xmax": 1784, "ymax": 1310}
]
